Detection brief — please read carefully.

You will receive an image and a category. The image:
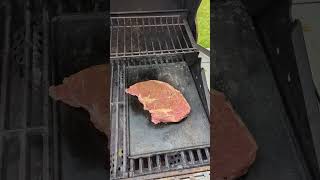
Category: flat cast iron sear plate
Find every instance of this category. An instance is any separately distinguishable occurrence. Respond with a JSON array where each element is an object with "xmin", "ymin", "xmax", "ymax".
[{"xmin": 127, "ymin": 61, "xmax": 209, "ymax": 158}]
